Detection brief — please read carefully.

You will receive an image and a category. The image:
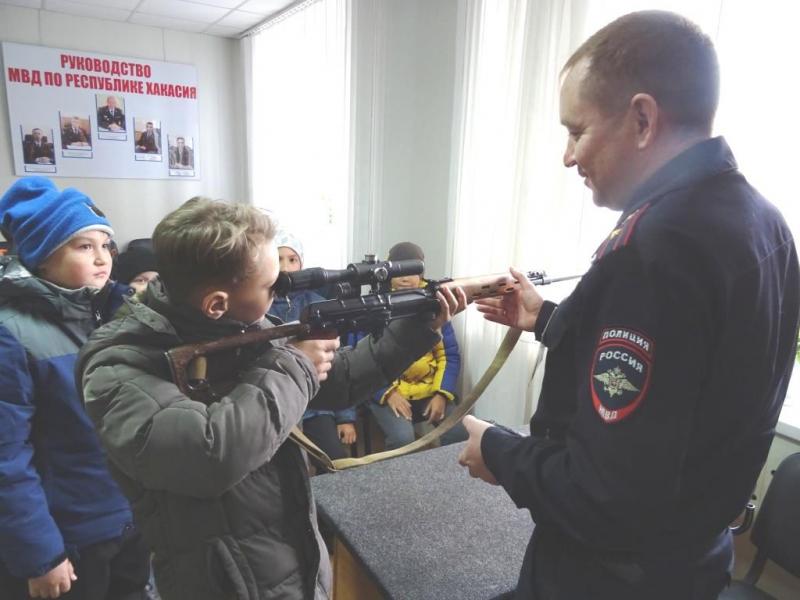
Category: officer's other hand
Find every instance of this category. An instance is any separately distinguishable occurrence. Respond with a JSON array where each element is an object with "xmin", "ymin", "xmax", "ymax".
[
  {"xmin": 28, "ymin": 558, "xmax": 76, "ymax": 599},
  {"xmin": 387, "ymin": 389, "xmax": 413, "ymax": 420},
  {"xmin": 289, "ymin": 338, "xmax": 340, "ymax": 382},
  {"xmin": 458, "ymin": 415, "xmax": 498, "ymax": 485},
  {"xmin": 474, "ymin": 267, "xmax": 543, "ymax": 332},
  {"xmin": 430, "ymin": 286, "xmax": 468, "ymax": 331}
]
